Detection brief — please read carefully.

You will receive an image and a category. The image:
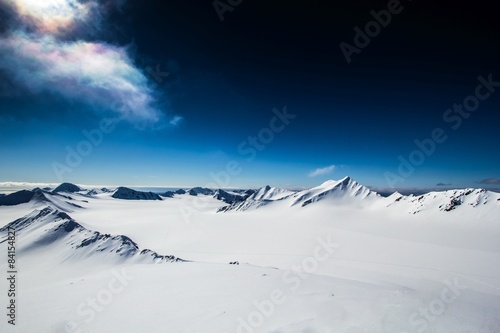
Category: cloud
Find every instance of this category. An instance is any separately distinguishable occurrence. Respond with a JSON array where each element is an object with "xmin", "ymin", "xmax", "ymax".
[
  {"xmin": 477, "ymin": 178, "xmax": 500, "ymax": 185},
  {"xmin": 0, "ymin": 32, "xmax": 161, "ymax": 122},
  {"xmin": 436, "ymin": 183, "xmax": 452, "ymax": 186},
  {"xmin": 0, "ymin": 181, "xmax": 59, "ymax": 187},
  {"xmin": 0, "ymin": 0, "xmax": 177, "ymax": 126},
  {"xmin": 1, "ymin": 0, "xmax": 96, "ymax": 34},
  {"xmin": 308, "ymin": 165, "xmax": 336, "ymax": 178},
  {"xmin": 169, "ymin": 116, "xmax": 184, "ymax": 126}
]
